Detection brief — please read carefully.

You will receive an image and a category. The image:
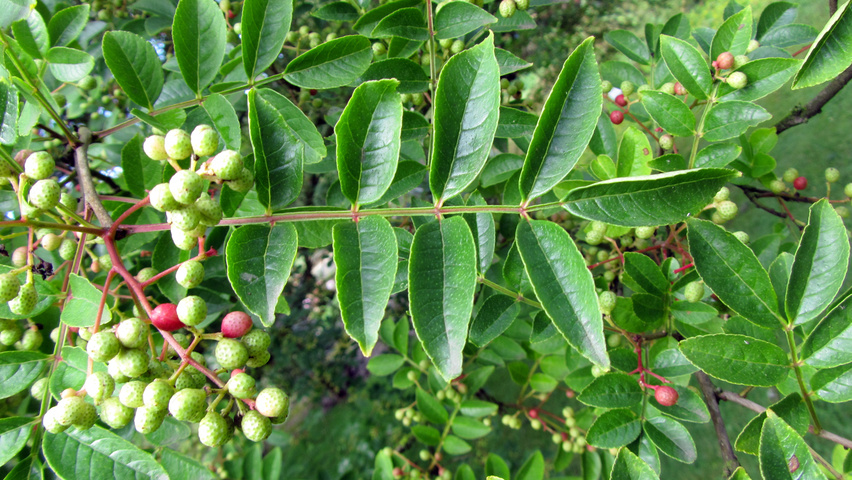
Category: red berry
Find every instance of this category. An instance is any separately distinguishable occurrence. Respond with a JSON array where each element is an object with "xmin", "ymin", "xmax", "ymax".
[
  {"xmin": 221, "ymin": 311, "xmax": 253, "ymax": 338},
  {"xmin": 615, "ymin": 94, "xmax": 627, "ymax": 107},
  {"xmin": 227, "ymin": 10, "xmax": 235, "ymax": 18},
  {"xmin": 610, "ymin": 110, "xmax": 624, "ymax": 124},
  {"xmin": 655, "ymin": 386, "xmax": 679, "ymax": 406},
  {"xmin": 793, "ymin": 176, "xmax": 808, "ymax": 190},
  {"xmin": 716, "ymin": 52, "xmax": 734, "ymax": 70},
  {"xmin": 309, "ymin": 89, "xmax": 318, "ymax": 95},
  {"xmin": 561, "ymin": 432, "xmax": 569, "ymax": 441},
  {"xmin": 528, "ymin": 408, "xmax": 539, "ymax": 419},
  {"xmin": 674, "ymin": 82, "xmax": 687, "ymax": 95},
  {"xmin": 151, "ymin": 303, "xmax": 185, "ymax": 332},
  {"xmin": 565, "ymin": 390, "xmax": 575, "ymax": 398}
]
